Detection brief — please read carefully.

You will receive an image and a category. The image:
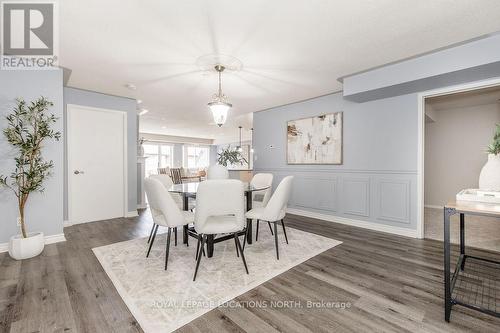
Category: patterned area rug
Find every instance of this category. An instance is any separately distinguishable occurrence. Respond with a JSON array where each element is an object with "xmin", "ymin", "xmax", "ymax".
[{"xmin": 93, "ymin": 226, "xmax": 342, "ymax": 333}]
